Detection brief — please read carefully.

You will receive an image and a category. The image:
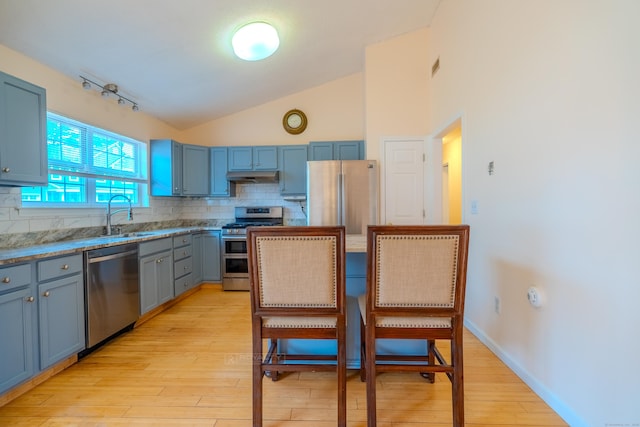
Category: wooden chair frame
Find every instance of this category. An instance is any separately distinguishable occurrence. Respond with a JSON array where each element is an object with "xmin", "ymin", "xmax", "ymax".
[
  {"xmin": 247, "ymin": 226, "xmax": 347, "ymax": 427},
  {"xmin": 359, "ymin": 225, "xmax": 470, "ymax": 427}
]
